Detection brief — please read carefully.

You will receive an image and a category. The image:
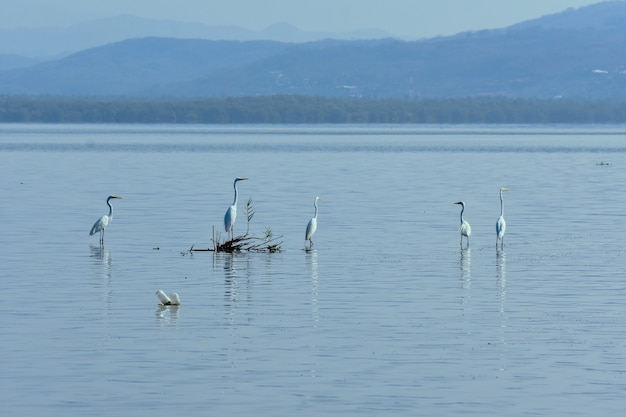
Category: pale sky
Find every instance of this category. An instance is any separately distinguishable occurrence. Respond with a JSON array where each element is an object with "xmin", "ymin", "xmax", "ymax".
[{"xmin": 0, "ymin": 0, "xmax": 608, "ymax": 38}]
